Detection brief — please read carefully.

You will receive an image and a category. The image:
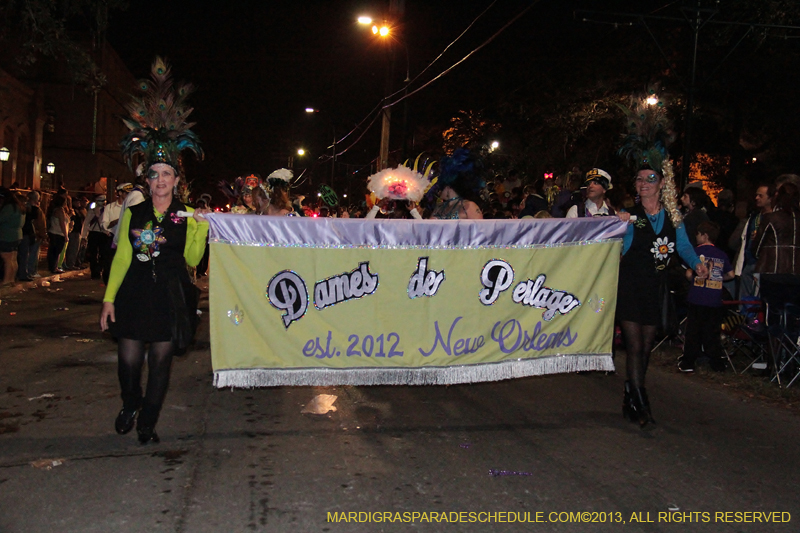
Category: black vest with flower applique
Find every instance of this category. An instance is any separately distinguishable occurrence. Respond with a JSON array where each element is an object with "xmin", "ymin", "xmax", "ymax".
[
  {"xmin": 620, "ymin": 204, "xmax": 678, "ymax": 281},
  {"xmin": 125, "ymin": 198, "xmax": 189, "ymax": 284}
]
